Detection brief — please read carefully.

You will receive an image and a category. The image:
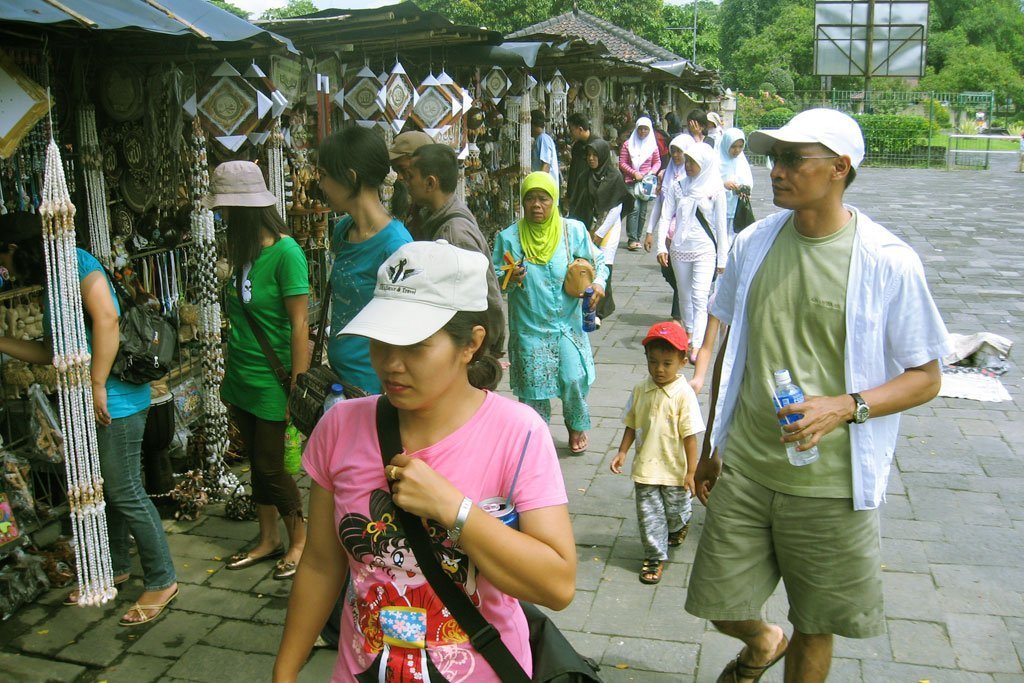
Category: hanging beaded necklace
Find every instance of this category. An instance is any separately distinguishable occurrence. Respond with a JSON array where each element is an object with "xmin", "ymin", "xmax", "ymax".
[{"xmin": 76, "ymin": 105, "xmax": 113, "ymax": 268}]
